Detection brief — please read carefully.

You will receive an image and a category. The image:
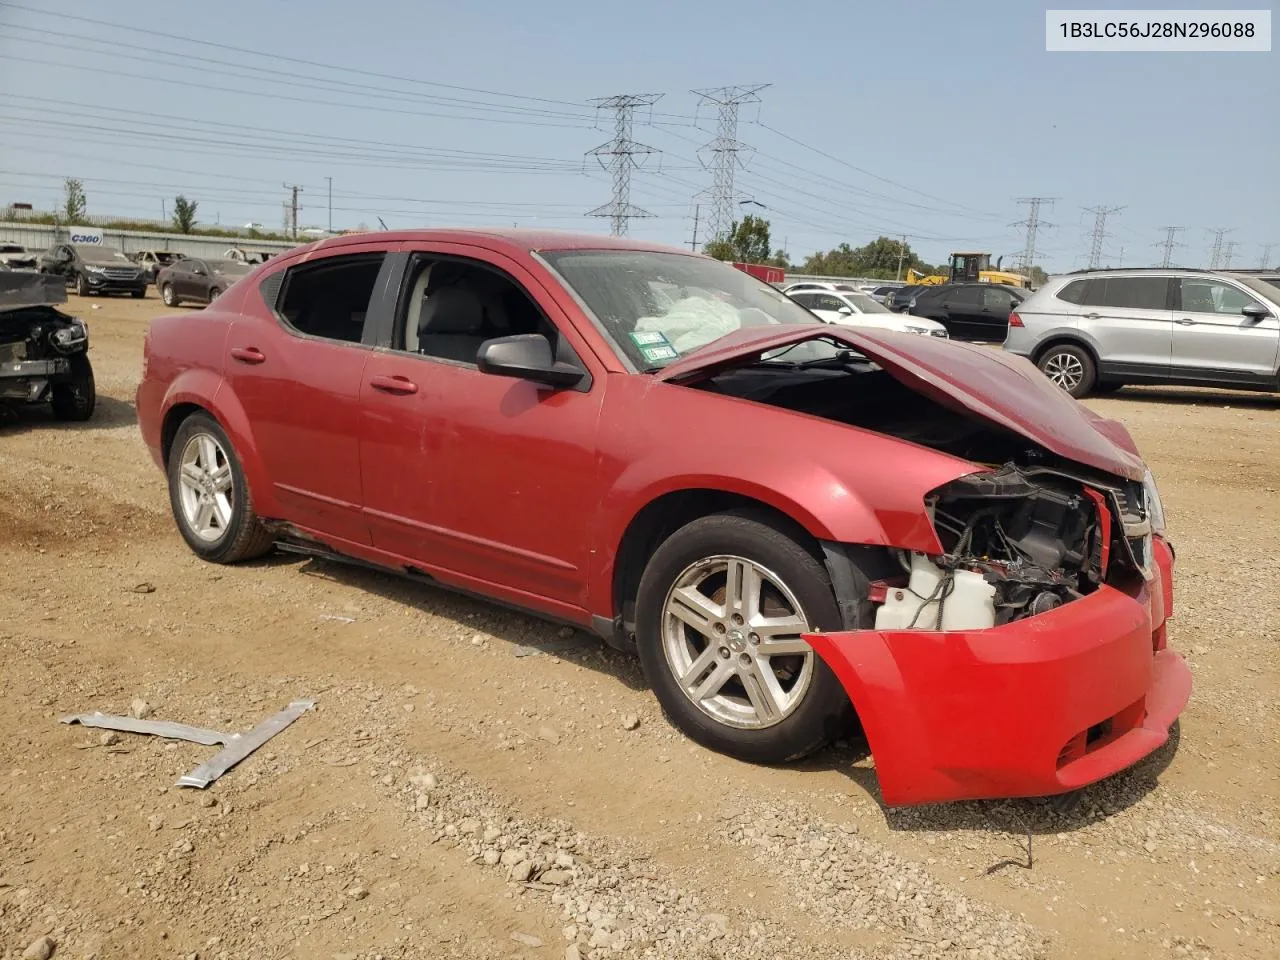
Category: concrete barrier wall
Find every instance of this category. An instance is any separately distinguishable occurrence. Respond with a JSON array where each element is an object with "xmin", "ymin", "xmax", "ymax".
[{"xmin": 0, "ymin": 221, "xmax": 300, "ymax": 260}]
